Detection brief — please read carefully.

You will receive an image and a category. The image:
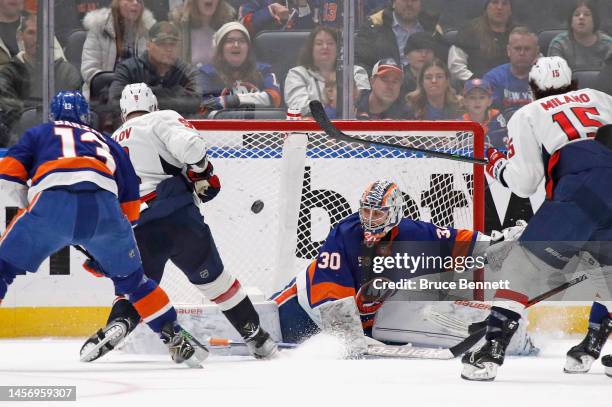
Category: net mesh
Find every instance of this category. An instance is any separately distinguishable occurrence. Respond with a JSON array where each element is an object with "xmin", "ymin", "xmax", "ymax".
[{"xmin": 159, "ymin": 121, "xmax": 484, "ymax": 304}]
